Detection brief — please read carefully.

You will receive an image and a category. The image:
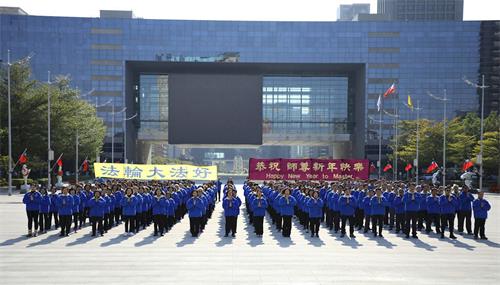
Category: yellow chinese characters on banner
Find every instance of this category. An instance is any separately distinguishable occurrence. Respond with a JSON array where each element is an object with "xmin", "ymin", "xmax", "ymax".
[{"xmin": 94, "ymin": 163, "xmax": 217, "ymax": 181}]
